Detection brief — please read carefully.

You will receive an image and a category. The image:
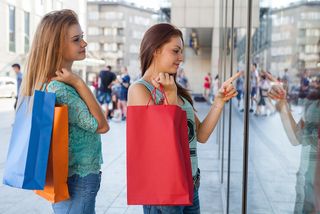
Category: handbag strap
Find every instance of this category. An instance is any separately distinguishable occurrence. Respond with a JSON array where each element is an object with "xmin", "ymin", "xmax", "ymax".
[
  {"xmin": 41, "ymin": 83, "xmax": 47, "ymax": 91},
  {"xmin": 146, "ymin": 85, "xmax": 169, "ymax": 106},
  {"xmin": 136, "ymin": 79, "xmax": 168, "ymax": 105}
]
